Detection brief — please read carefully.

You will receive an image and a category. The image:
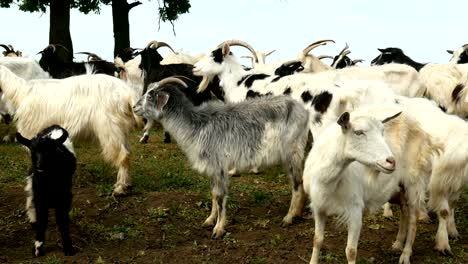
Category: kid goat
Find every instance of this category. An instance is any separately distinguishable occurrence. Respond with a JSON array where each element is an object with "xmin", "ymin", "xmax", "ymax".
[
  {"xmin": 133, "ymin": 77, "xmax": 310, "ymax": 239},
  {"xmin": 17, "ymin": 125, "xmax": 76, "ymax": 257}
]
